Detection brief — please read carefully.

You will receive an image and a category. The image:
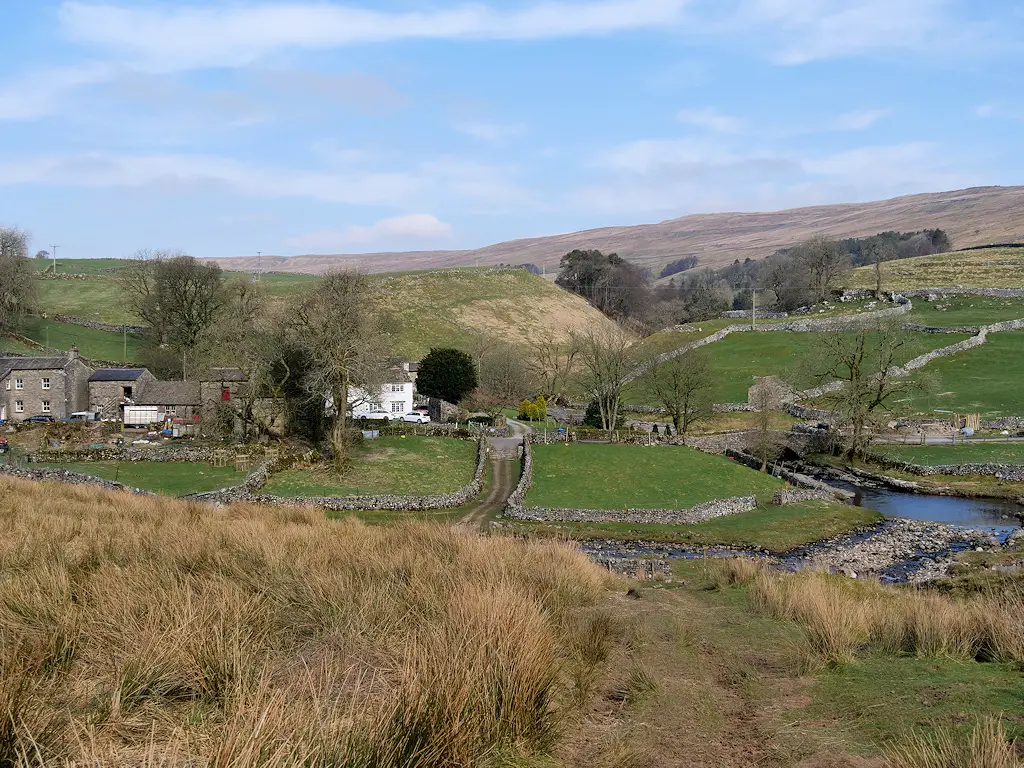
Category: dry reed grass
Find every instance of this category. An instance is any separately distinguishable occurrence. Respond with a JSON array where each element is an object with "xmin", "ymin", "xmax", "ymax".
[
  {"xmin": 722, "ymin": 559, "xmax": 1024, "ymax": 666},
  {"xmin": 0, "ymin": 476, "xmax": 616, "ymax": 766},
  {"xmin": 886, "ymin": 717, "xmax": 1021, "ymax": 768}
]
